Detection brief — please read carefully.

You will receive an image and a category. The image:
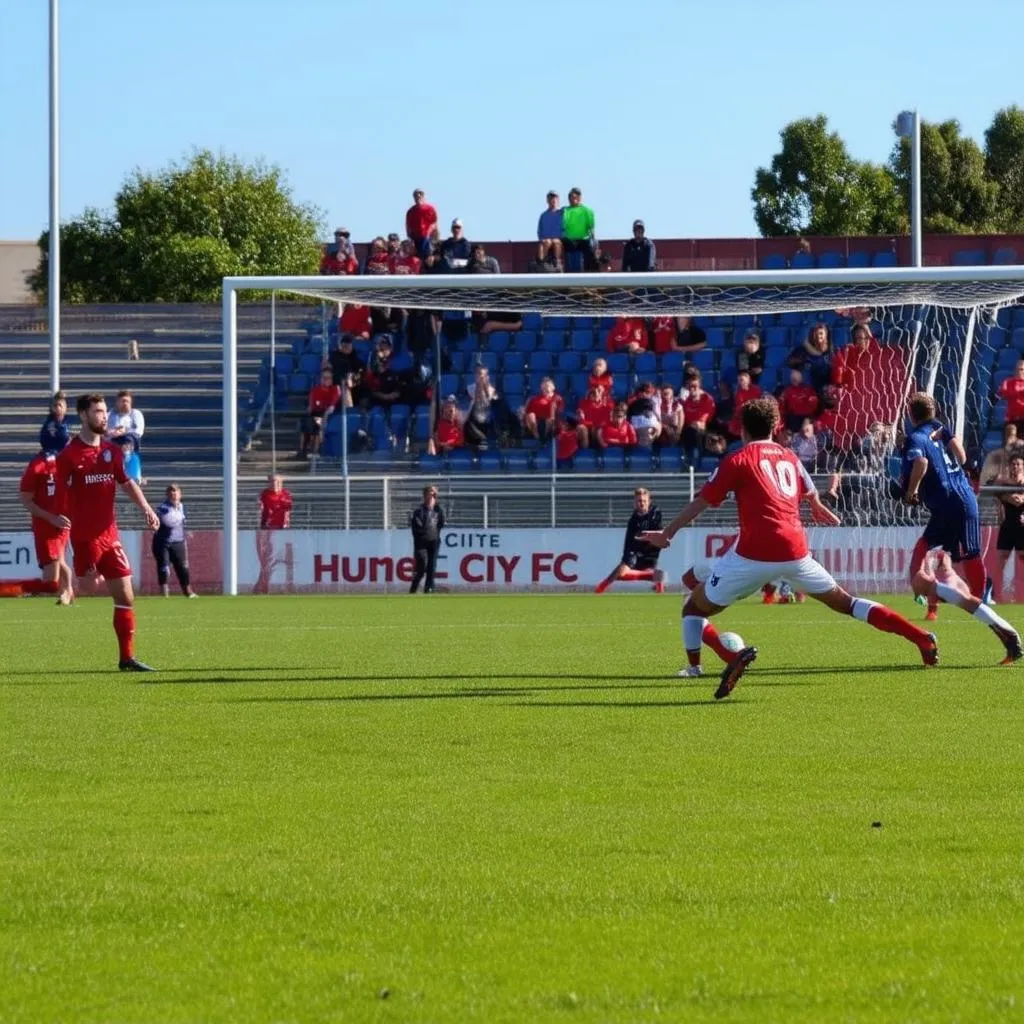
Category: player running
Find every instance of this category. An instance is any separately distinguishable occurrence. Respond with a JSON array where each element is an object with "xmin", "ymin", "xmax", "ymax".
[
  {"xmin": 642, "ymin": 398, "xmax": 938, "ymax": 700},
  {"xmin": 903, "ymin": 393, "xmax": 985, "ymax": 607},
  {"xmin": 595, "ymin": 487, "xmax": 667, "ymax": 593},
  {"xmin": 8, "ymin": 448, "xmax": 74, "ymax": 603},
  {"xmin": 912, "ymin": 547, "xmax": 1021, "ymax": 664},
  {"xmin": 56, "ymin": 393, "xmax": 161, "ymax": 671}
]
